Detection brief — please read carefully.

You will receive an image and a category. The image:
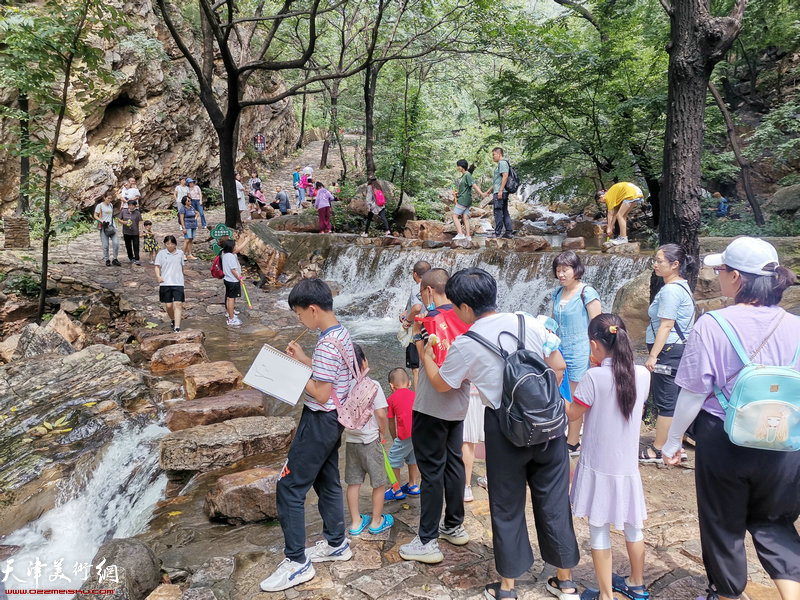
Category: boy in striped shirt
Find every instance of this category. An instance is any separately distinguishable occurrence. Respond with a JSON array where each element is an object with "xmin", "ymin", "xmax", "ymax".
[{"xmin": 261, "ymin": 279, "xmax": 355, "ymax": 593}]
